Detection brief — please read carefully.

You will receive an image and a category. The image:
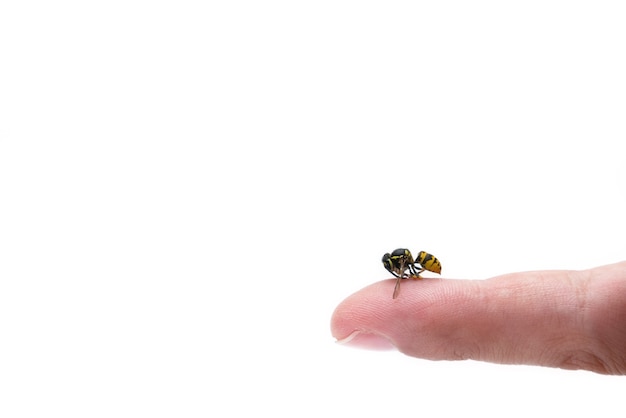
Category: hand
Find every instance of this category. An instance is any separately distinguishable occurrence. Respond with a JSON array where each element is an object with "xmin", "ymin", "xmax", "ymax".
[{"xmin": 331, "ymin": 261, "xmax": 626, "ymax": 375}]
